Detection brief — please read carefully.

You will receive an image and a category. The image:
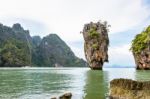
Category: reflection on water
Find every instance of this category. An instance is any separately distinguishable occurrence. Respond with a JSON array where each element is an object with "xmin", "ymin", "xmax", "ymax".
[
  {"xmin": 83, "ymin": 68, "xmax": 137, "ymax": 99},
  {"xmin": 0, "ymin": 68, "xmax": 150, "ymax": 99},
  {"xmin": 83, "ymin": 70, "xmax": 108, "ymax": 99},
  {"xmin": 136, "ymin": 70, "xmax": 150, "ymax": 81}
]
